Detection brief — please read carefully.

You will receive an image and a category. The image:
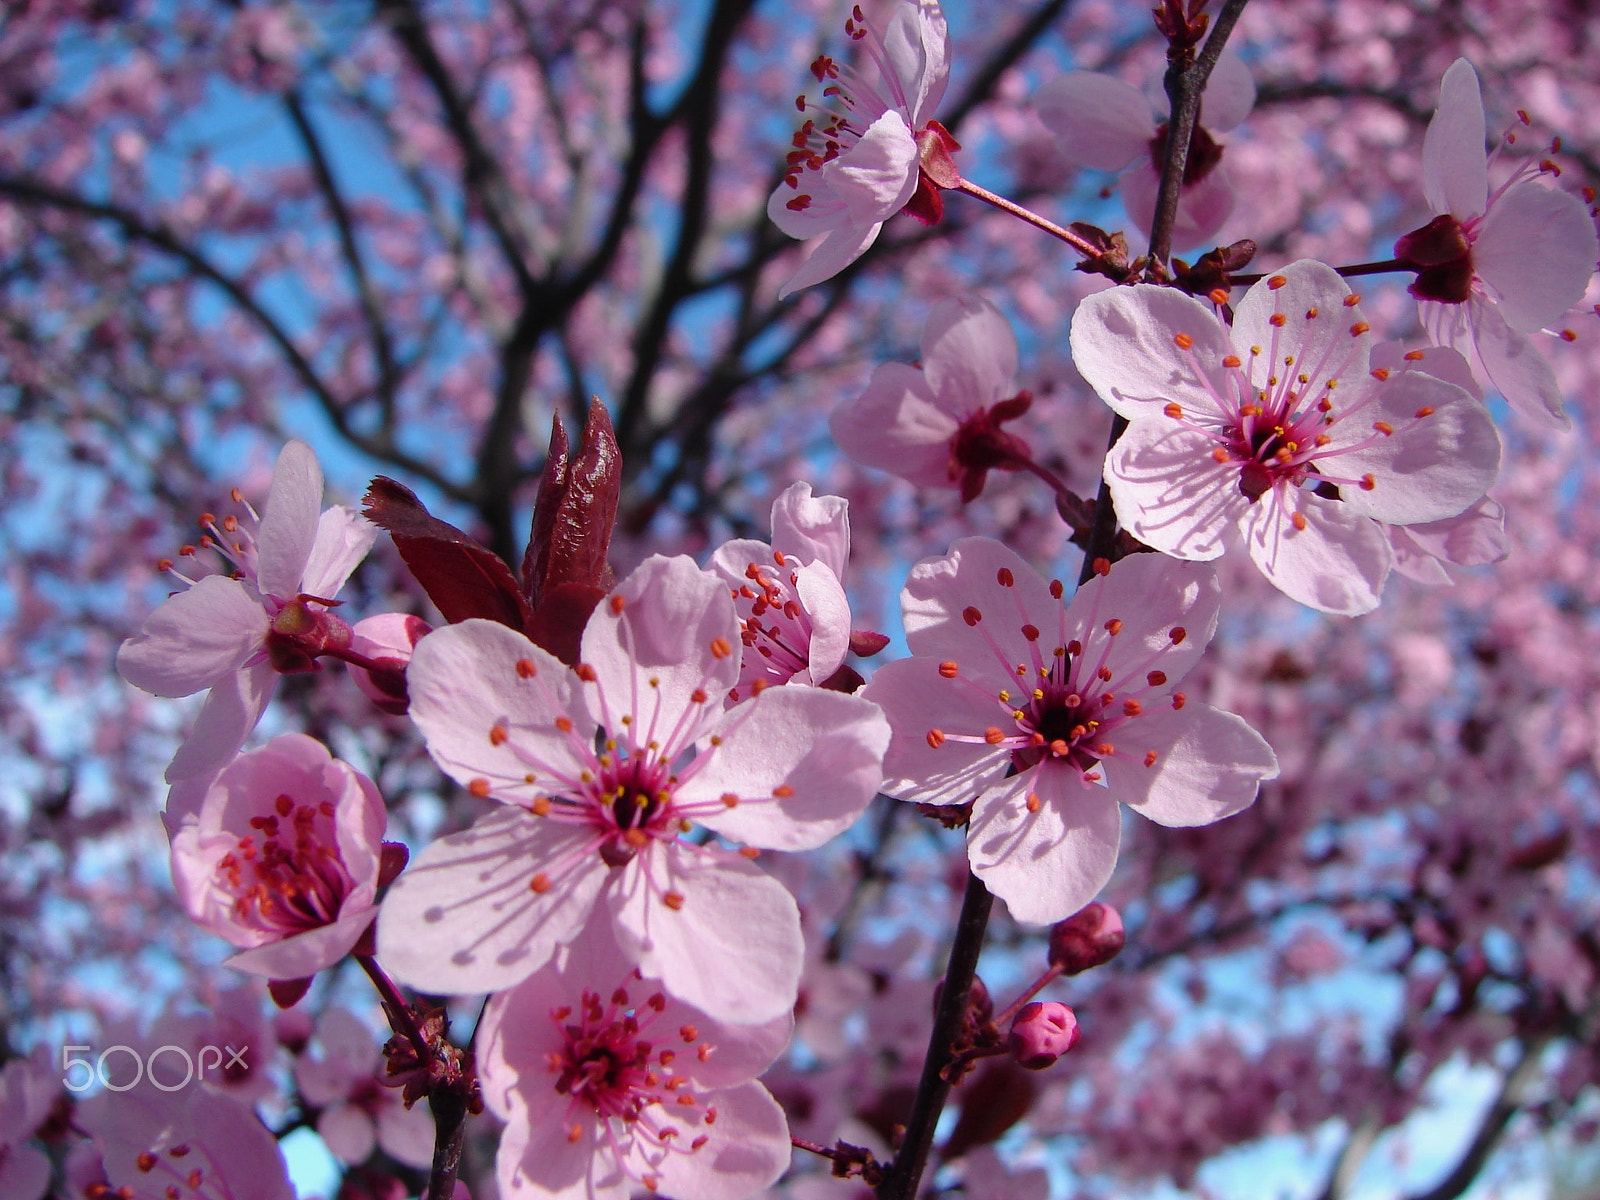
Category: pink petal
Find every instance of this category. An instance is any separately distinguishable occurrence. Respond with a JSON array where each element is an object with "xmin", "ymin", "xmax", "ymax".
[
  {"xmin": 1201, "ymin": 49, "xmax": 1256, "ymax": 132},
  {"xmin": 966, "ymin": 773, "xmax": 1122, "ymax": 925},
  {"xmin": 1232, "ymin": 259, "xmax": 1367, "ymax": 386},
  {"xmin": 580, "ymin": 555, "xmax": 739, "ymax": 735},
  {"xmin": 1387, "ymin": 528, "xmax": 1455, "ymax": 586},
  {"xmin": 1069, "ymin": 283, "xmax": 1234, "ymax": 422},
  {"xmin": 607, "ymin": 843, "xmax": 802, "ymax": 1024},
  {"xmin": 883, "ymin": 0, "xmax": 951, "ymax": 125},
  {"xmin": 1101, "ymin": 704, "xmax": 1277, "ymax": 826},
  {"xmin": 407, "ymin": 620, "xmax": 591, "ymax": 799},
  {"xmin": 1118, "ymin": 160, "xmax": 1236, "ymax": 249},
  {"xmin": 1424, "ymin": 296, "xmax": 1569, "ymax": 428},
  {"xmin": 117, "ymin": 575, "xmax": 266, "ymax": 698},
  {"xmin": 1403, "ymin": 496, "xmax": 1509, "ymax": 567},
  {"xmin": 1422, "ymin": 59, "xmax": 1488, "ymax": 219},
  {"xmin": 376, "ymin": 808, "xmax": 607, "ymax": 994},
  {"xmin": 317, "ymin": 1104, "xmax": 376, "ymax": 1166},
  {"xmin": 375, "ymin": 1100, "xmax": 437, "ymax": 1170},
  {"xmin": 163, "ymin": 660, "xmax": 277, "ymax": 782},
  {"xmin": 1033, "ymin": 72, "xmax": 1154, "ymax": 172},
  {"xmin": 1068, "ymin": 554, "xmax": 1221, "ymax": 688},
  {"xmin": 864, "ymin": 655, "xmax": 1013, "ymax": 806},
  {"xmin": 1241, "ymin": 488, "xmax": 1391, "ymax": 615},
  {"xmin": 770, "ymin": 481, "xmax": 851, "ymax": 582},
  {"xmin": 1104, "ymin": 419, "xmax": 1249, "ymax": 560},
  {"xmin": 1473, "ymin": 180, "xmax": 1598, "ymax": 333},
  {"xmin": 256, "ymin": 439, "xmax": 324, "ymax": 600},
  {"xmin": 829, "ymin": 362, "xmax": 959, "ymax": 485},
  {"xmin": 685, "ymin": 687, "xmax": 888, "ymax": 850},
  {"xmin": 650, "ymin": 1081, "xmax": 792, "ymax": 1200},
  {"xmin": 821, "ymin": 110, "xmax": 919, "ymax": 219},
  {"xmin": 921, "ymin": 294, "xmax": 1020, "ymax": 411},
  {"xmin": 225, "ymin": 906, "xmax": 374, "ymax": 977},
  {"xmin": 899, "ymin": 537, "xmax": 1059, "ymax": 666},
  {"xmin": 0, "ymin": 1144, "xmax": 49, "ymax": 1200},
  {"xmin": 795, "ymin": 561, "xmax": 852, "ymax": 684},
  {"xmin": 299, "ymin": 505, "xmax": 376, "ymax": 599},
  {"xmin": 1335, "ymin": 372, "xmax": 1500, "ymax": 525}
]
